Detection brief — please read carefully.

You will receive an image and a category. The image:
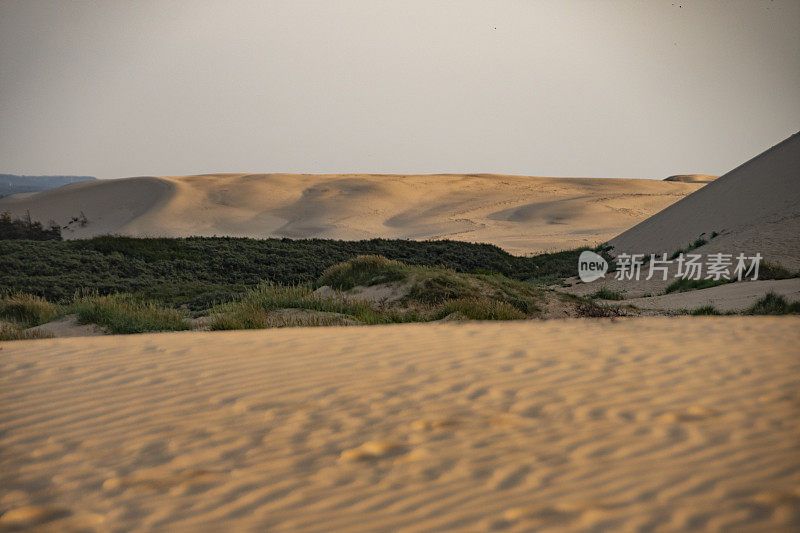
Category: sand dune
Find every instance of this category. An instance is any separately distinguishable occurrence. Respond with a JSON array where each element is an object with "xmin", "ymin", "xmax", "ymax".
[
  {"xmin": 611, "ymin": 132, "xmax": 800, "ymax": 270},
  {"xmin": 663, "ymin": 174, "xmax": 718, "ymax": 184},
  {"xmin": 2, "ymin": 318, "xmax": 799, "ymax": 532},
  {"xmin": 0, "ymin": 174, "xmax": 702, "ymax": 255}
]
